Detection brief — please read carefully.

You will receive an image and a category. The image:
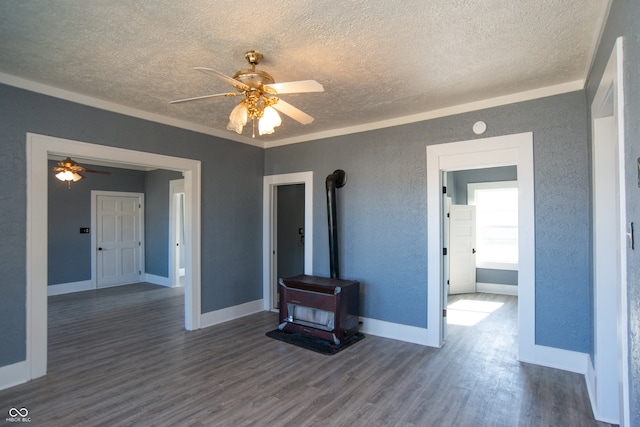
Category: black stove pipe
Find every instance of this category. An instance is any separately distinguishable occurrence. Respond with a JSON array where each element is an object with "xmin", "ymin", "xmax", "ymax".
[{"xmin": 326, "ymin": 169, "xmax": 346, "ymax": 279}]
